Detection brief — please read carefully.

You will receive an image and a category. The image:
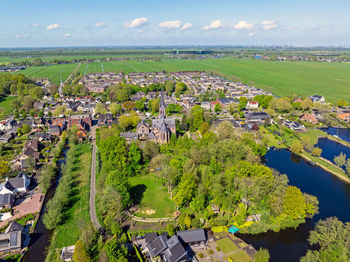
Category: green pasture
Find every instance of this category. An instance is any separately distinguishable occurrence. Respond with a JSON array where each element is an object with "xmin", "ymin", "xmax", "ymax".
[
  {"xmin": 129, "ymin": 175, "xmax": 176, "ymax": 218},
  {"xmin": 17, "ymin": 57, "xmax": 350, "ymax": 101}
]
